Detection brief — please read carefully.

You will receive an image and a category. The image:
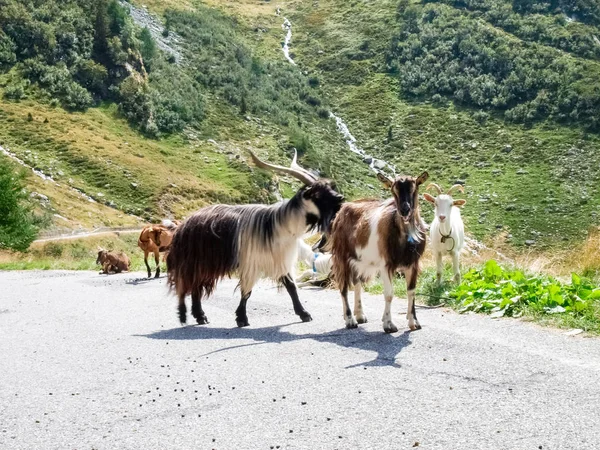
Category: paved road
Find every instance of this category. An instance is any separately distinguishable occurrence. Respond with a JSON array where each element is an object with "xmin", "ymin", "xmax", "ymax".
[{"xmin": 1, "ymin": 271, "xmax": 599, "ymax": 450}]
